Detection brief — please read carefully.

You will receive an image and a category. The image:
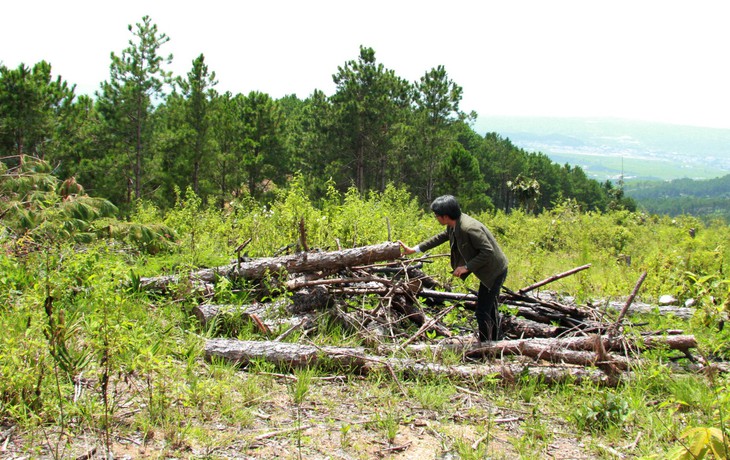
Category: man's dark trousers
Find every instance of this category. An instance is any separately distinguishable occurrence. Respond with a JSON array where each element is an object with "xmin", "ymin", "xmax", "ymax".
[{"xmin": 476, "ymin": 269, "xmax": 507, "ymax": 342}]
